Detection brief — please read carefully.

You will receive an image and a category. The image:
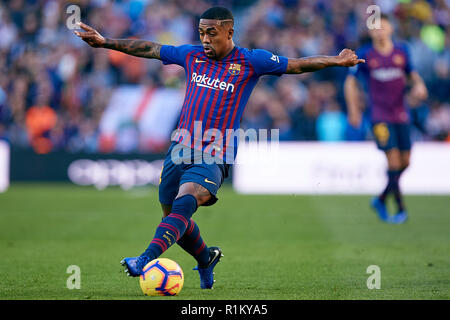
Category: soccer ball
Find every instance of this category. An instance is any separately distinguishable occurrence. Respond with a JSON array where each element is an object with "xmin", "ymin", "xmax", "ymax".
[{"xmin": 139, "ymin": 258, "xmax": 184, "ymax": 296}]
